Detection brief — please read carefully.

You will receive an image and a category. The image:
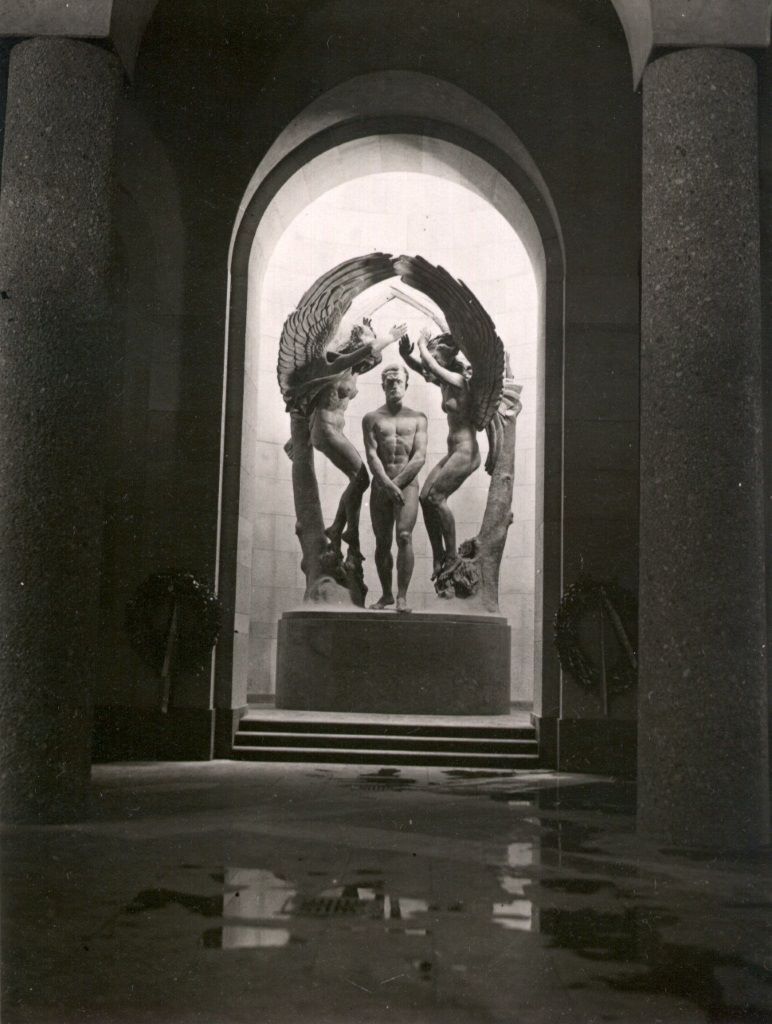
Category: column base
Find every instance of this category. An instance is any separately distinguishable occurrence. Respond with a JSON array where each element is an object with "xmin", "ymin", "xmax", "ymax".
[{"xmin": 0, "ymin": 706, "xmax": 91, "ymax": 824}]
